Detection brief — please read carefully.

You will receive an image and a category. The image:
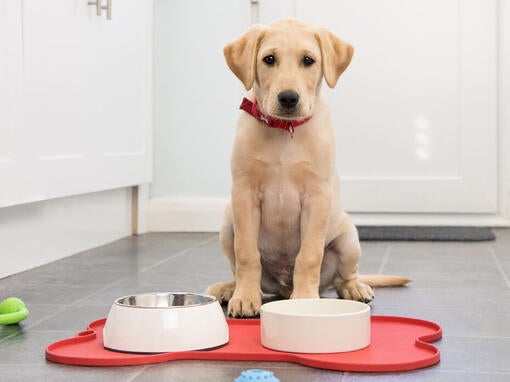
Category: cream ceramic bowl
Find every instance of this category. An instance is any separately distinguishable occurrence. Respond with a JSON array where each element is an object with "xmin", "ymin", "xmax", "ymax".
[
  {"xmin": 103, "ymin": 292, "xmax": 228, "ymax": 353},
  {"xmin": 260, "ymin": 299, "xmax": 370, "ymax": 353}
]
